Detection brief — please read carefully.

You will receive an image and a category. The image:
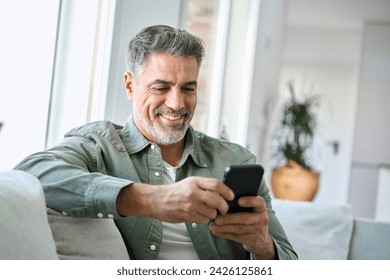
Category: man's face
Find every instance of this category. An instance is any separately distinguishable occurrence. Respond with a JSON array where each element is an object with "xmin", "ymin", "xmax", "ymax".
[{"xmin": 125, "ymin": 53, "xmax": 199, "ymax": 145}]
